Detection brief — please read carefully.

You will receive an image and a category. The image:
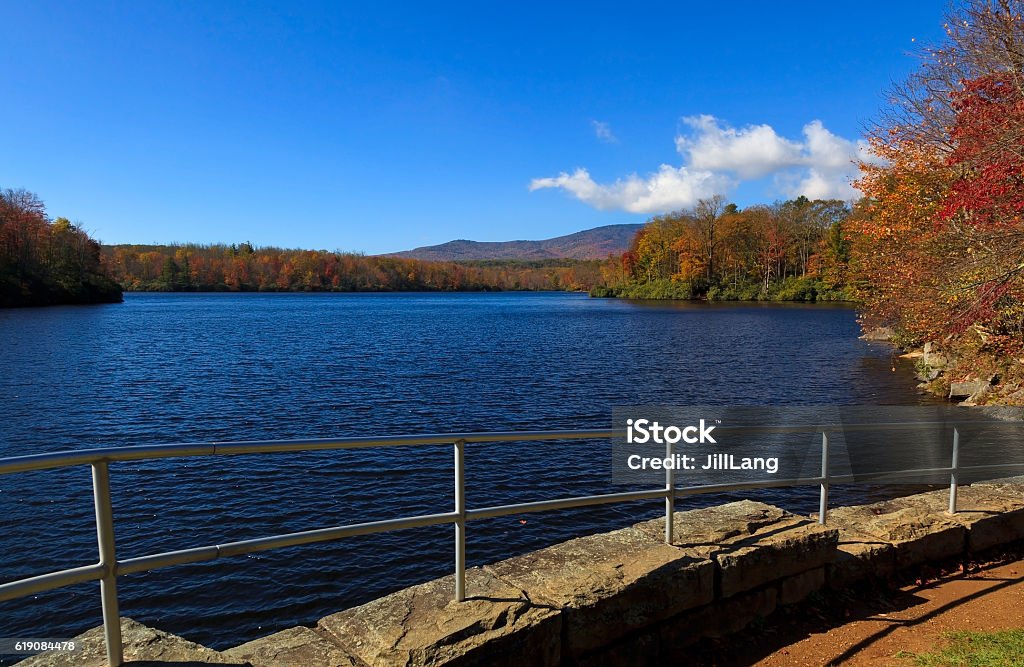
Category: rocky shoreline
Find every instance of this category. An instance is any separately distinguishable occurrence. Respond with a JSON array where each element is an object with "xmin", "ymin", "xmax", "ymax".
[{"xmin": 862, "ymin": 327, "xmax": 1024, "ymax": 407}]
